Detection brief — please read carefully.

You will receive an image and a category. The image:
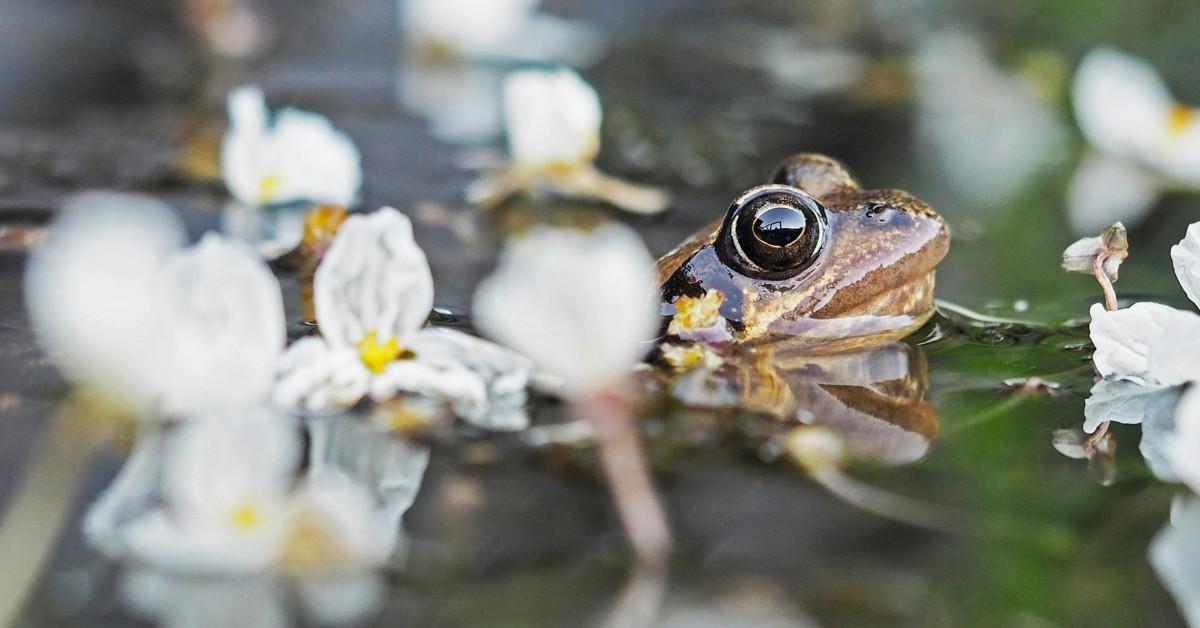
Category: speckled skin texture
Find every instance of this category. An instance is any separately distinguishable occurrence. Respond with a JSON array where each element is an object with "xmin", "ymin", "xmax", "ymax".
[{"xmin": 658, "ymin": 154, "xmax": 950, "ymax": 353}]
